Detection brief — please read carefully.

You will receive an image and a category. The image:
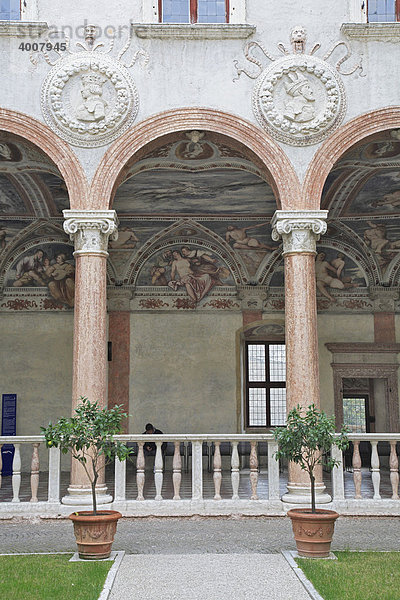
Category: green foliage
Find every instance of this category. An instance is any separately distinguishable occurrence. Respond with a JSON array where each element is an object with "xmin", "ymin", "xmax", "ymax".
[
  {"xmin": 273, "ymin": 404, "xmax": 349, "ymax": 512},
  {"xmin": 41, "ymin": 397, "xmax": 130, "ymax": 514}
]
